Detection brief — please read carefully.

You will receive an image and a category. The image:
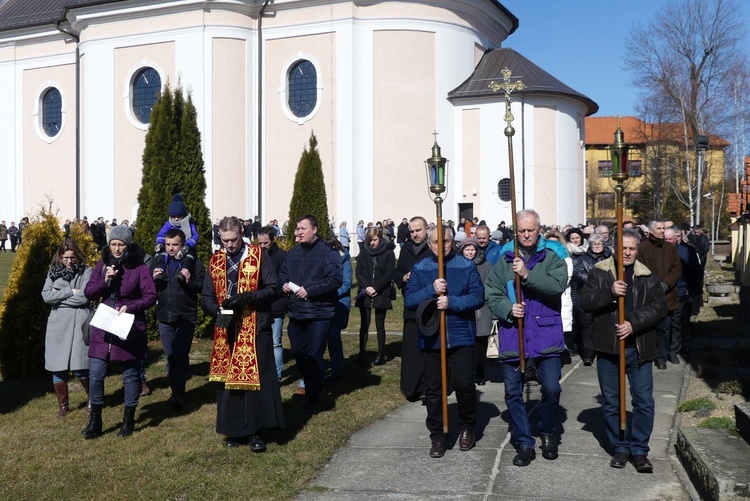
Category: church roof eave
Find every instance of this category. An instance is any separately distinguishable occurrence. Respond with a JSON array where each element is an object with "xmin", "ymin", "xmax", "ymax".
[{"xmin": 448, "ymin": 47, "xmax": 599, "ymax": 116}]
